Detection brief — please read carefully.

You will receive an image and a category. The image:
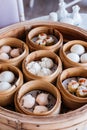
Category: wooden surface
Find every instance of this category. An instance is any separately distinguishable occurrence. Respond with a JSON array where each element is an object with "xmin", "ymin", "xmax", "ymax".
[{"xmin": 24, "ymin": 0, "xmax": 87, "ymax": 20}]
